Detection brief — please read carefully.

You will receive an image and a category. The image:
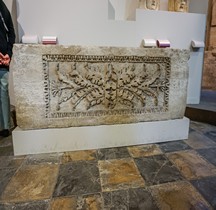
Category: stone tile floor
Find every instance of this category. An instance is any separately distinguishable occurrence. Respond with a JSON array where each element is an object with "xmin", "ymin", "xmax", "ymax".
[{"xmin": 0, "ymin": 121, "xmax": 216, "ymax": 209}]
